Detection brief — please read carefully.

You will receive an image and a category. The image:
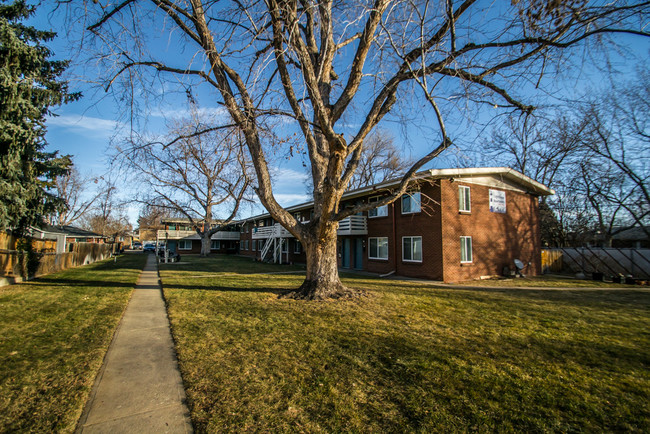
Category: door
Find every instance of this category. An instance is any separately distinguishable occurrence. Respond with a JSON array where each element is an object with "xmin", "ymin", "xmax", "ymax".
[
  {"xmin": 342, "ymin": 238, "xmax": 351, "ymax": 268},
  {"xmin": 354, "ymin": 238, "xmax": 364, "ymax": 269}
]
